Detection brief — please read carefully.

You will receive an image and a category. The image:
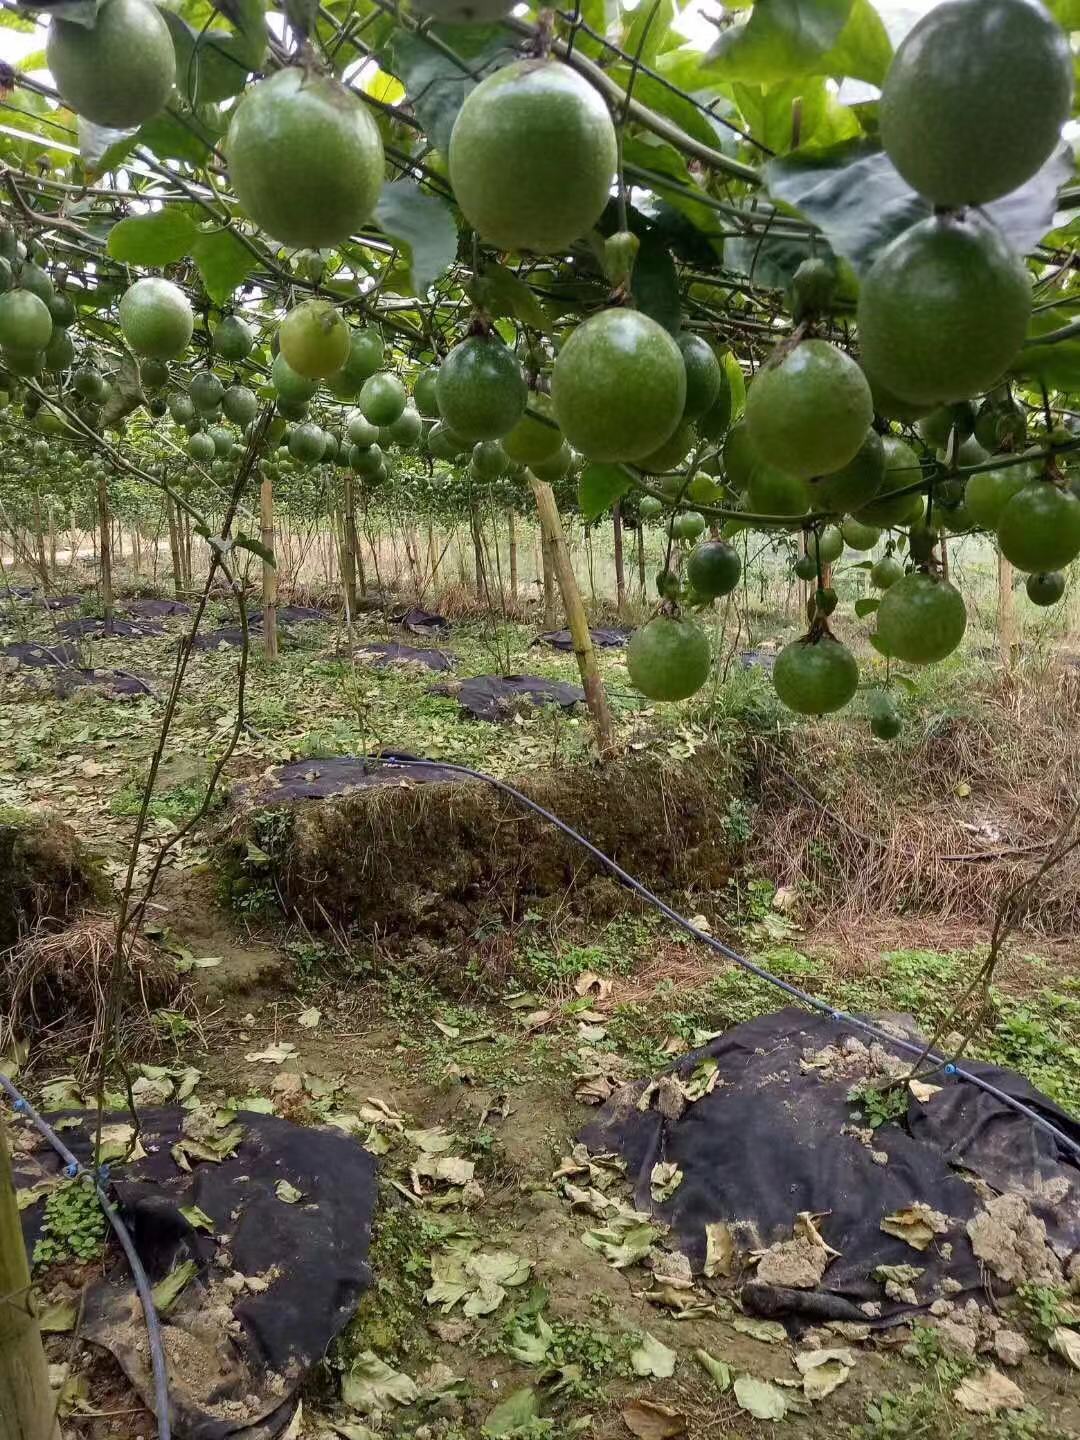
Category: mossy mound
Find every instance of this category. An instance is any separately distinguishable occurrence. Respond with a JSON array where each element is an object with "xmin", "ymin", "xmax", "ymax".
[
  {"xmin": 0, "ymin": 807, "xmax": 104, "ymax": 948},
  {"xmin": 221, "ymin": 754, "xmax": 739, "ymax": 941}
]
